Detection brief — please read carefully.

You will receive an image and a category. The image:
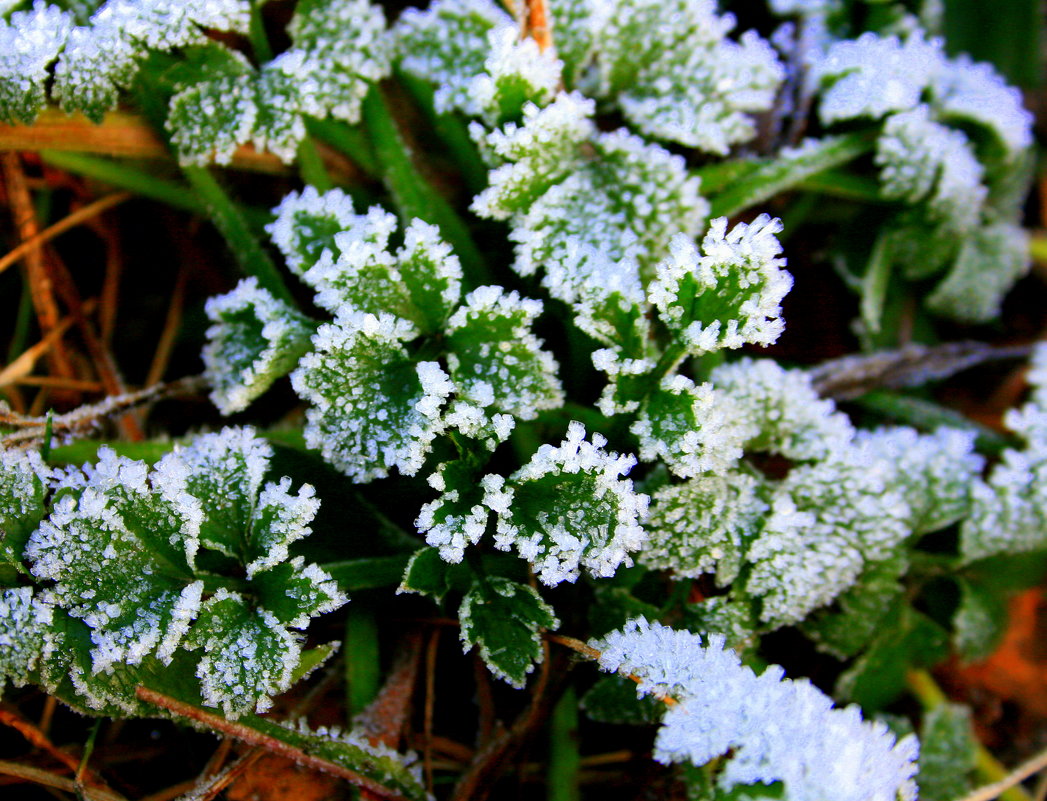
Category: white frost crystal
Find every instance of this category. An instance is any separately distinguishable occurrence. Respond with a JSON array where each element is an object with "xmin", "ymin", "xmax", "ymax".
[
  {"xmin": 649, "ymin": 215, "xmax": 792, "ymax": 355},
  {"xmin": 0, "ymin": 587, "xmax": 52, "ymax": 687},
  {"xmin": 0, "ymin": 2, "xmax": 73, "ymax": 122},
  {"xmin": 593, "ymin": 618, "xmax": 919, "ymax": 801},
  {"xmin": 267, "ymin": 185, "xmax": 361, "ymax": 278},
  {"xmin": 485, "ymin": 421, "xmax": 649, "ymax": 585}
]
